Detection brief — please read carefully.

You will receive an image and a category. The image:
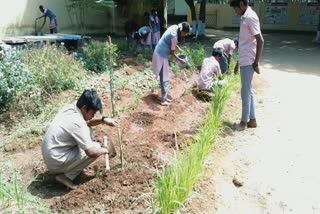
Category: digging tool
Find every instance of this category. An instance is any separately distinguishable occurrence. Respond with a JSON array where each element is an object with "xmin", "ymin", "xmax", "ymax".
[
  {"xmin": 103, "ymin": 136, "xmax": 117, "ymax": 171},
  {"xmin": 103, "ymin": 136, "xmax": 110, "ymax": 171}
]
